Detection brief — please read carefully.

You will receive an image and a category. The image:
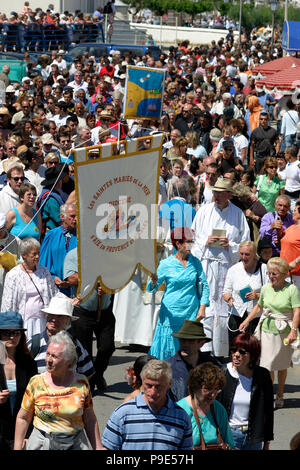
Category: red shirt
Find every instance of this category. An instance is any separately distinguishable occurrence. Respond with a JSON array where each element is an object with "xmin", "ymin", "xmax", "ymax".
[{"xmin": 99, "ymin": 65, "xmax": 115, "ymax": 79}]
